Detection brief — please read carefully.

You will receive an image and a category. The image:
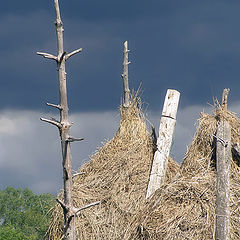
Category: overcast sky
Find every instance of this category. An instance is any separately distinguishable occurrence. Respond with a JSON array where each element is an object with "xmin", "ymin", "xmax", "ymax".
[{"xmin": 1, "ymin": 0, "xmax": 240, "ymax": 194}]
